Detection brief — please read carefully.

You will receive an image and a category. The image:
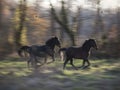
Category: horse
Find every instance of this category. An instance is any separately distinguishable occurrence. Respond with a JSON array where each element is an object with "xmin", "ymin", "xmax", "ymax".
[
  {"xmin": 62, "ymin": 39, "xmax": 97, "ymax": 70},
  {"xmin": 18, "ymin": 36, "xmax": 61, "ymax": 67}
]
